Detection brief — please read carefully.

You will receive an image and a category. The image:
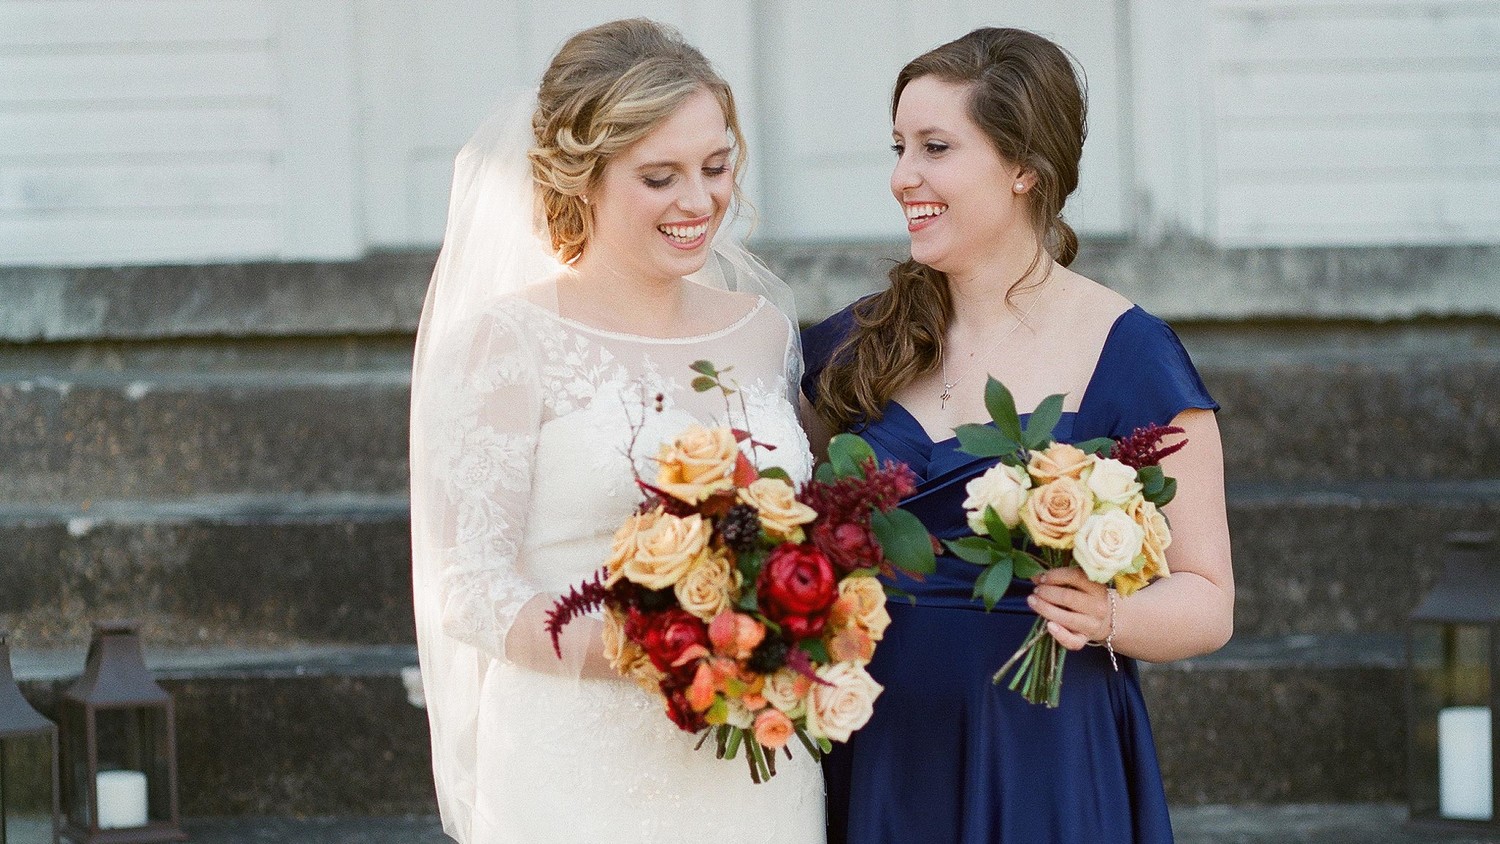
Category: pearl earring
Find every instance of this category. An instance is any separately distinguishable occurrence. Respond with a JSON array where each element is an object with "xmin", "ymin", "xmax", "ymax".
[{"xmin": 1014, "ymin": 182, "xmax": 1026, "ymax": 193}]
